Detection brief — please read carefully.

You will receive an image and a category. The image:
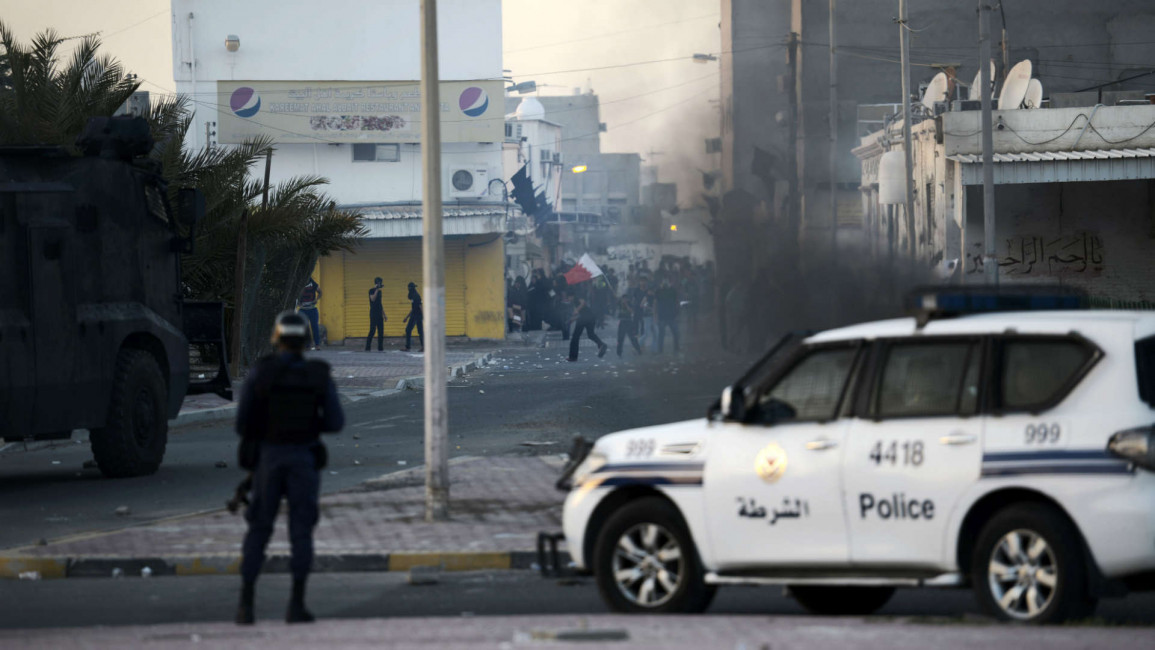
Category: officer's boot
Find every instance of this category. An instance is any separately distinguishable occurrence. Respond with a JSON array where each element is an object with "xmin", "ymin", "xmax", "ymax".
[
  {"xmin": 286, "ymin": 577, "xmax": 315, "ymax": 623},
  {"xmin": 236, "ymin": 580, "xmax": 256, "ymax": 625}
]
